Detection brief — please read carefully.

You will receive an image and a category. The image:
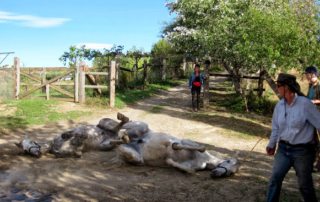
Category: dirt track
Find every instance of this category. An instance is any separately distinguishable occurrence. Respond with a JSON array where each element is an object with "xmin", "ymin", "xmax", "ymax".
[{"xmin": 0, "ymin": 83, "xmax": 319, "ymax": 201}]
